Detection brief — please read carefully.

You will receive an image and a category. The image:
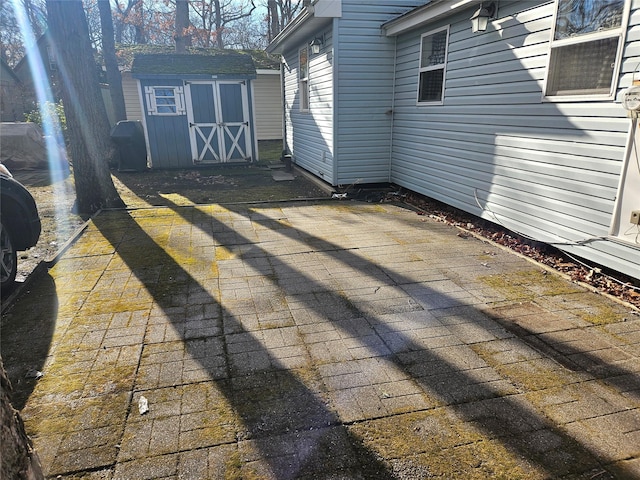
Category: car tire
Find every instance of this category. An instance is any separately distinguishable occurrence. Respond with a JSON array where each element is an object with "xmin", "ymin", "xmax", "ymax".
[{"xmin": 0, "ymin": 221, "xmax": 18, "ymax": 292}]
